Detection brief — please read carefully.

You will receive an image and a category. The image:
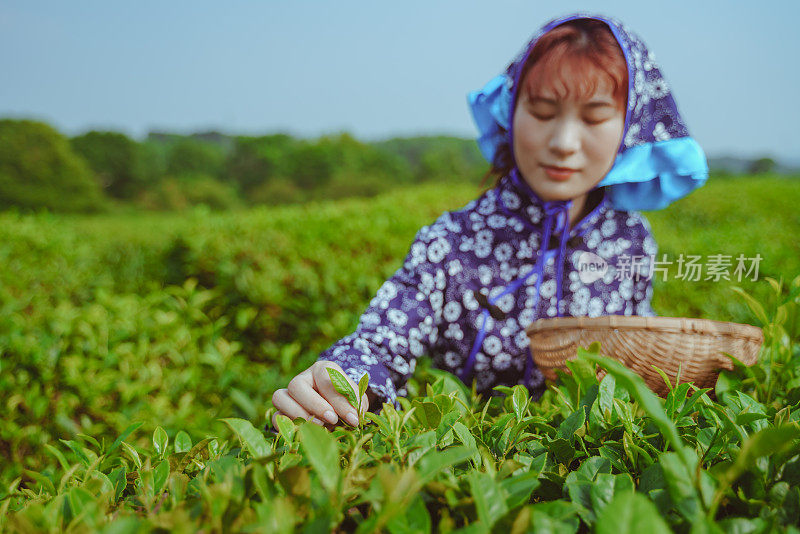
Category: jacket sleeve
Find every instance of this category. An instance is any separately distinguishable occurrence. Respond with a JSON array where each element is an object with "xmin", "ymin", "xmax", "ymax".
[{"xmin": 316, "ymin": 215, "xmax": 454, "ymax": 412}]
